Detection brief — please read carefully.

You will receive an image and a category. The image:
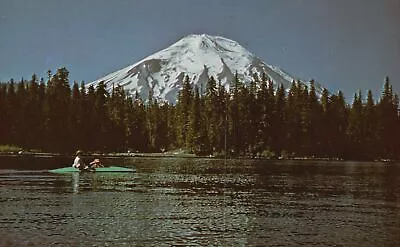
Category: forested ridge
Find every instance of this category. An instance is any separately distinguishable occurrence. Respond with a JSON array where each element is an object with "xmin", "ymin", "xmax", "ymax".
[{"xmin": 0, "ymin": 67, "xmax": 399, "ymax": 160}]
